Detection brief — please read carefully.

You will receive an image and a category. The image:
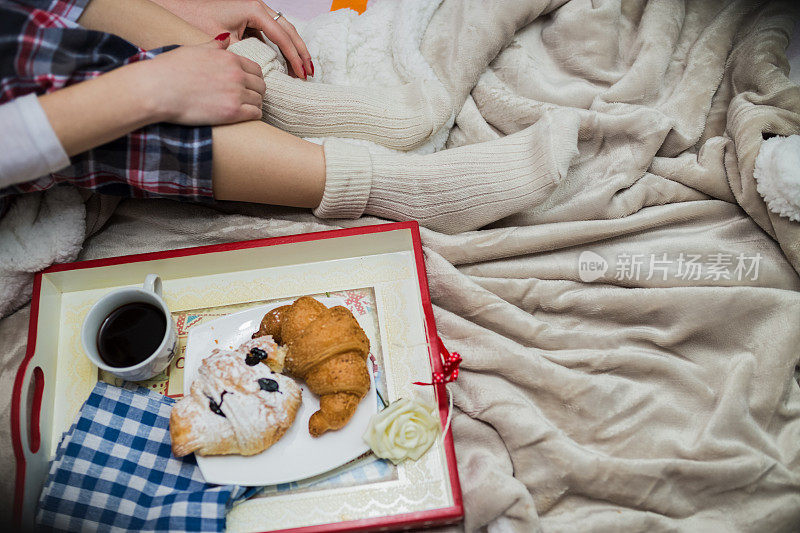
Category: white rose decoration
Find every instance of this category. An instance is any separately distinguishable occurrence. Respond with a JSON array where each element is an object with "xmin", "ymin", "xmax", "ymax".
[{"xmin": 363, "ymin": 397, "xmax": 441, "ymax": 464}]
